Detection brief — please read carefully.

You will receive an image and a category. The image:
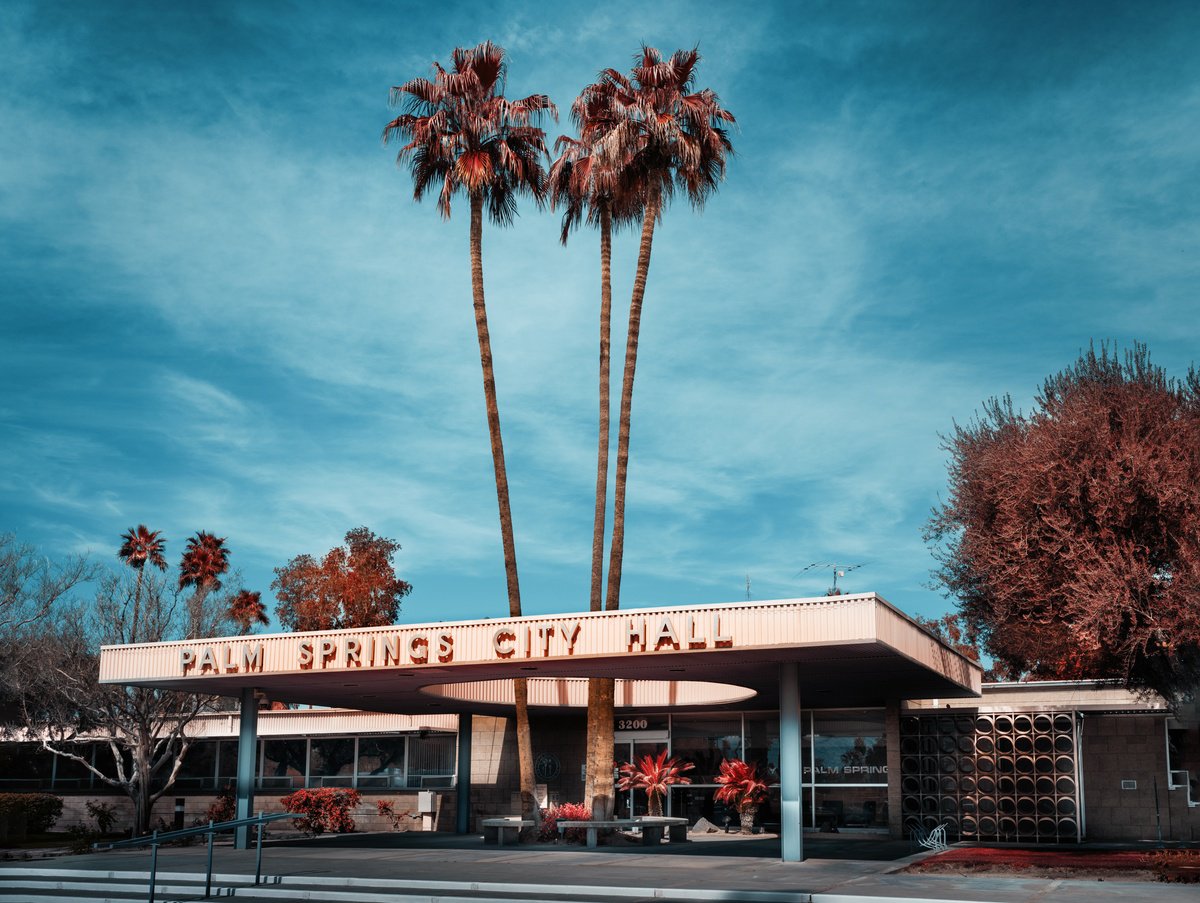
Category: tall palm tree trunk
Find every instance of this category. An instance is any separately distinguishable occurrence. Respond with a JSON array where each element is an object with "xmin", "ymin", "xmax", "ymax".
[
  {"xmin": 469, "ymin": 194, "xmax": 538, "ymax": 827},
  {"xmin": 584, "ymin": 207, "xmax": 613, "ymax": 816},
  {"xmin": 130, "ymin": 568, "xmax": 144, "ymax": 644},
  {"xmin": 591, "ymin": 192, "xmax": 661, "ymax": 820}
]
